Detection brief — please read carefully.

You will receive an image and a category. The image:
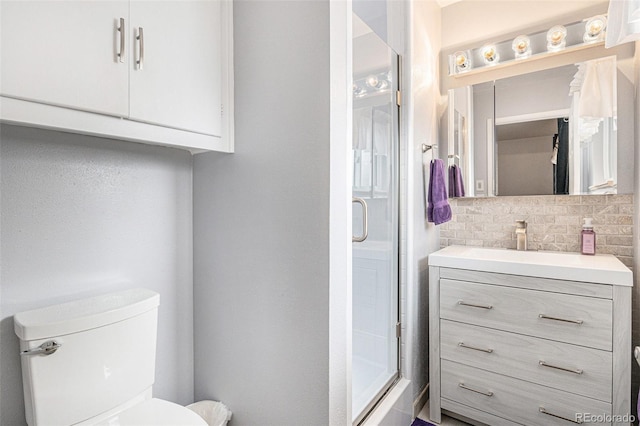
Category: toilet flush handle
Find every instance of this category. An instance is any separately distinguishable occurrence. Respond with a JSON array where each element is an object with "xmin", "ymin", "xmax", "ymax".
[{"xmin": 20, "ymin": 340, "xmax": 61, "ymax": 356}]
